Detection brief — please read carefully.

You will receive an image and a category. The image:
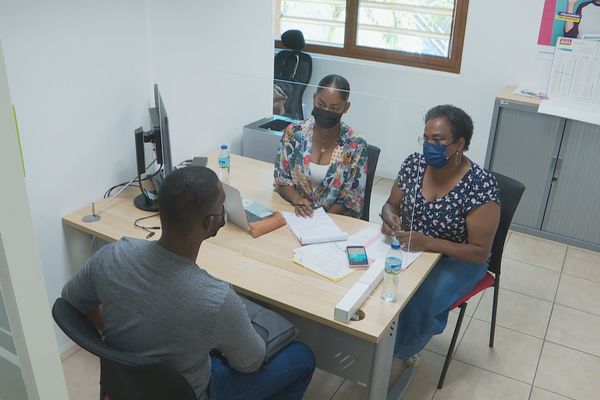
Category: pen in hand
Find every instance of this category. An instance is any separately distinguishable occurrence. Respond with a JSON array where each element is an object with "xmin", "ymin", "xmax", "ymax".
[{"xmin": 379, "ymin": 212, "xmax": 398, "ymax": 234}]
